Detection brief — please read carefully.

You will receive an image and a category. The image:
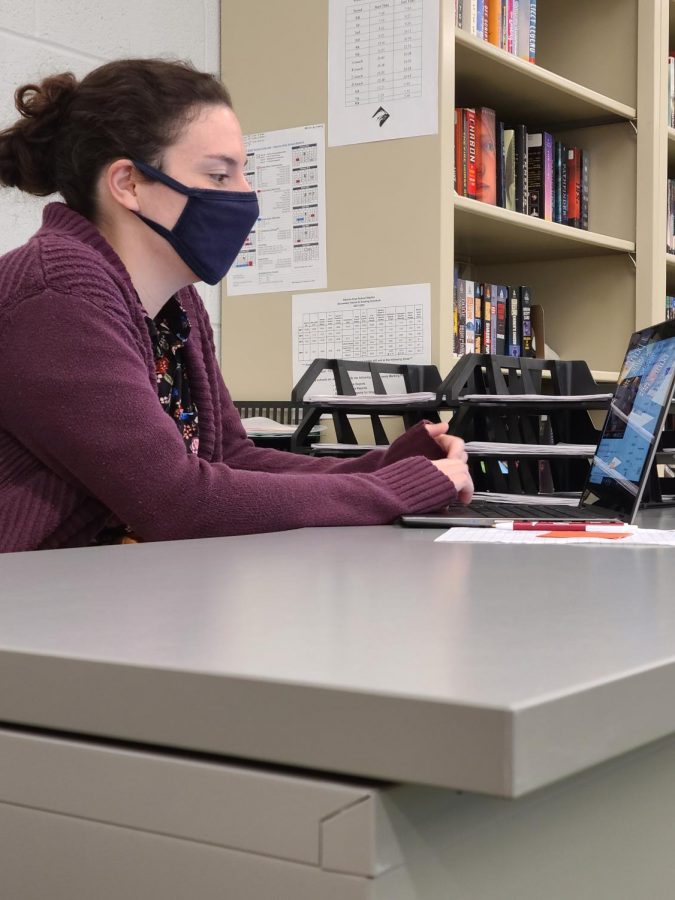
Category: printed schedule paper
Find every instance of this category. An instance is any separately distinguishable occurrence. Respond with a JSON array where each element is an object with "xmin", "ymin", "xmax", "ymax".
[
  {"xmin": 226, "ymin": 124, "xmax": 327, "ymax": 296},
  {"xmin": 328, "ymin": 0, "xmax": 439, "ymax": 146},
  {"xmin": 291, "ymin": 283, "xmax": 431, "ymax": 385}
]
